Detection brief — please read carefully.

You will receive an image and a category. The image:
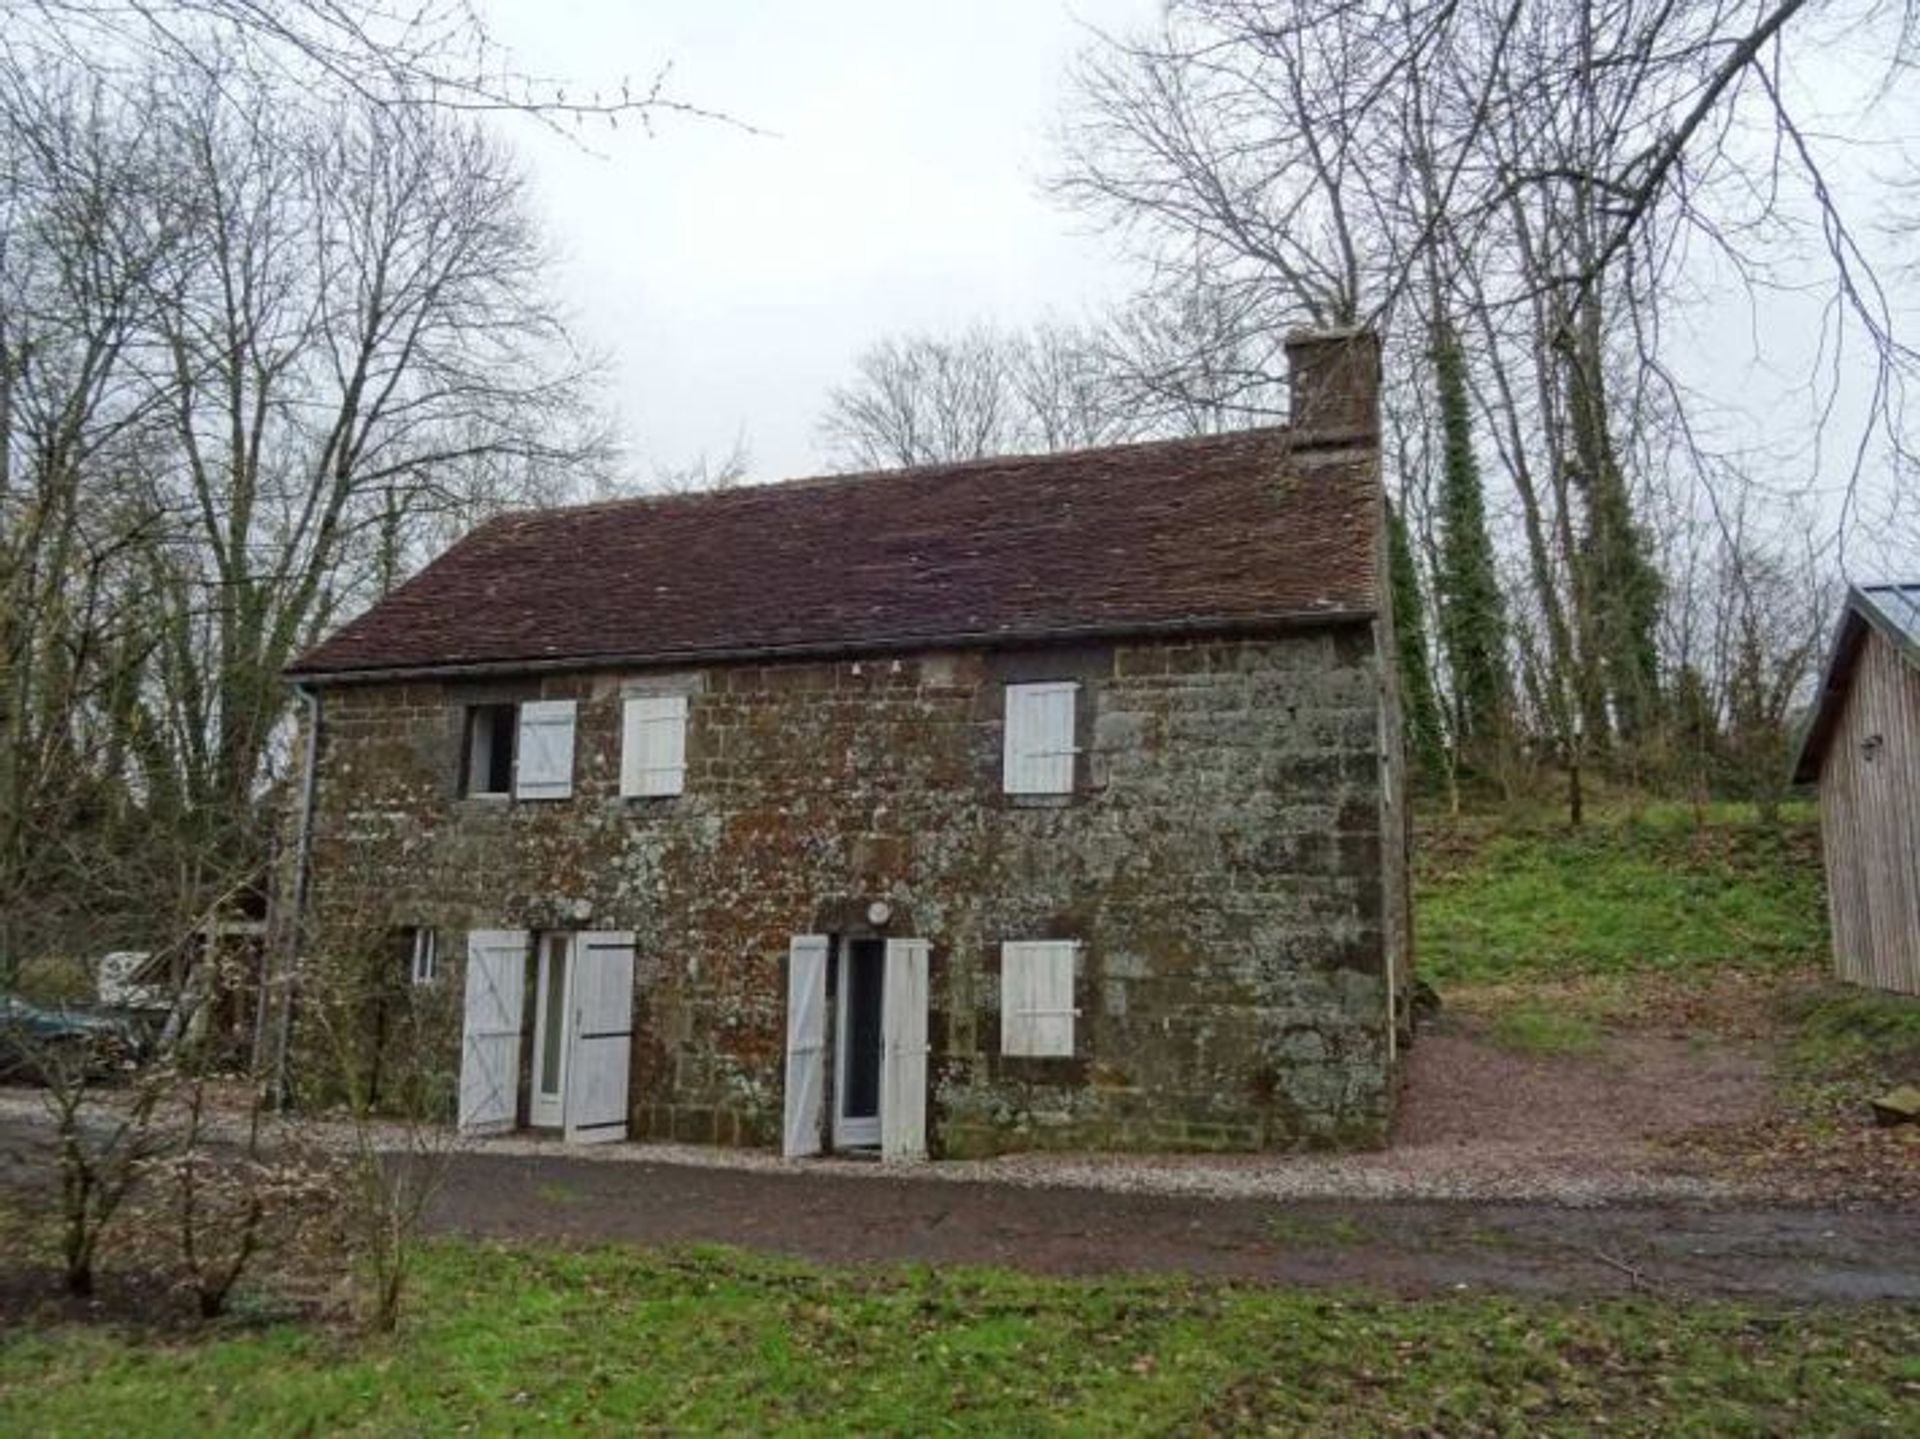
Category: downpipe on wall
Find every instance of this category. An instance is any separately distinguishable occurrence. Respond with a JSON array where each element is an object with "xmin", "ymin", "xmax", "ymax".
[{"xmin": 265, "ymin": 682, "xmax": 322, "ymax": 1108}]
